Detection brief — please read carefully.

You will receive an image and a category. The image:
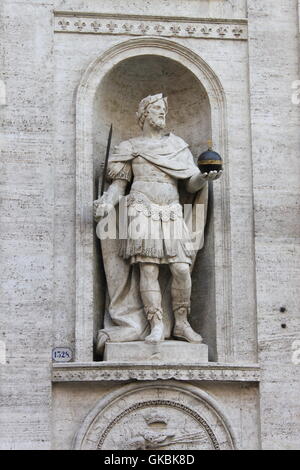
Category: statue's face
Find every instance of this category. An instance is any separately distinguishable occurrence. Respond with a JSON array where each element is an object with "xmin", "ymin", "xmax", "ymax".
[{"xmin": 145, "ymin": 98, "xmax": 166, "ymax": 130}]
